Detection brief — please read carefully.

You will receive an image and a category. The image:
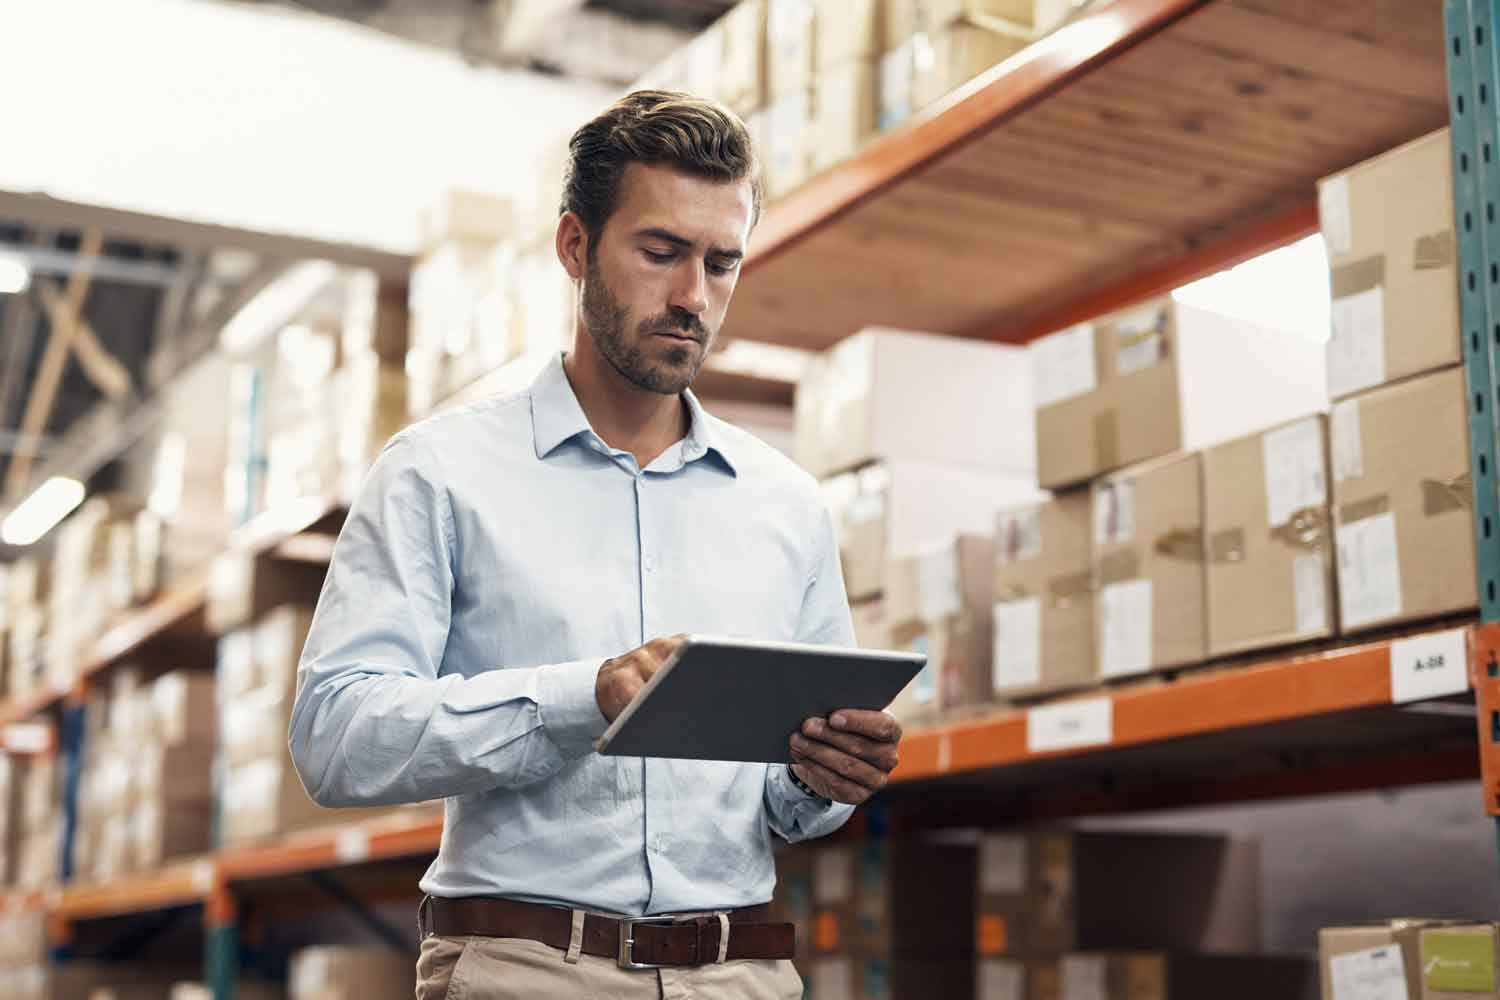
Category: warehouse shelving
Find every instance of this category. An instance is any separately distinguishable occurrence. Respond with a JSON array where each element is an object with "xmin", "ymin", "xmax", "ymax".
[{"xmin": 1, "ymin": 0, "xmax": 1491, "ymax": 996}]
